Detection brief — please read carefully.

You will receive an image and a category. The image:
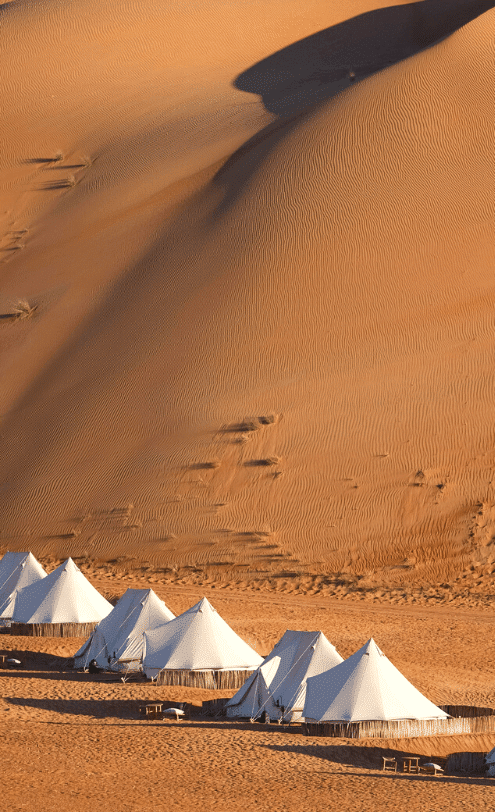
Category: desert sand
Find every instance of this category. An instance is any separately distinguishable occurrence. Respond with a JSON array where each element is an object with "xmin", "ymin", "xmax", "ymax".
[
  {"xmin": 2, "ymin": 569, "xmax": 495, "ymax": 811},
  {"xmin": 1, "ymin": 0, "xmax": 495, "ymax": 807},
  {"xmin": 0, "ymin": 0, "xmax": 494, "ymax": 589}
]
